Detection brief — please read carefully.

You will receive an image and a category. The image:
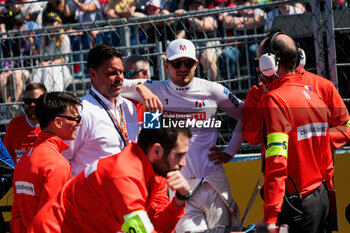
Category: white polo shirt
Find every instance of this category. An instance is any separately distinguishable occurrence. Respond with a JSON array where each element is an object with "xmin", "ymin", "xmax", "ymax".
[{"xmin": 62, "ymin": 86, "xmax": 139, "ymax": 176}]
